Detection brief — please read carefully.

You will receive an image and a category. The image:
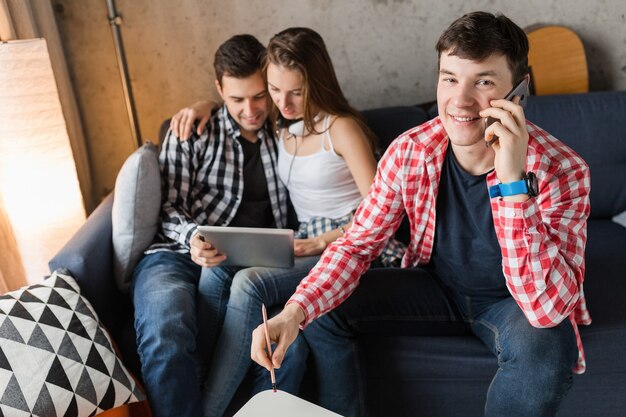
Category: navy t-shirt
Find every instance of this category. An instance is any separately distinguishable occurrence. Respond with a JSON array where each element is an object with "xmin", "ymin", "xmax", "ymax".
[{"xmin": 429, "ymin": 147, "xmax": 509, "ymax": 302}]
